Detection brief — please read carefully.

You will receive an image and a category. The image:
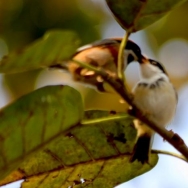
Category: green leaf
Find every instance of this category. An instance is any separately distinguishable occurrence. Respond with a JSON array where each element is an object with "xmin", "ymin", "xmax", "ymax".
[
  {"xmin": 0, "ymin": 85, "xmax": 84, "ymax": 179},
  {"xmin": 0, "ymin": 30, "xmax": 80, "ymax": 74},
  {"xmin": 106, "ymin": 0, "xmax": 187, "ymax": 32},
  {"xmin": 0, "ymin": 111, "xmax": 158, "ymax": 187}
]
